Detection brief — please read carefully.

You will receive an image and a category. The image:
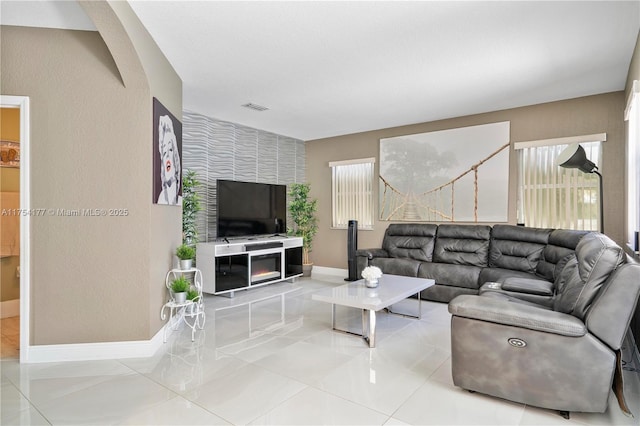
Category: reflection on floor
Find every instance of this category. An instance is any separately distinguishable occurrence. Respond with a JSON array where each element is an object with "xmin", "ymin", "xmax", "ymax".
[
  {"xmin": 1, "ymin": 275, "xmax": 639, "ymax": 425},
  {"xmin": 0, "ymin": 315, "xmax": 19, "ymax": 359}
]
